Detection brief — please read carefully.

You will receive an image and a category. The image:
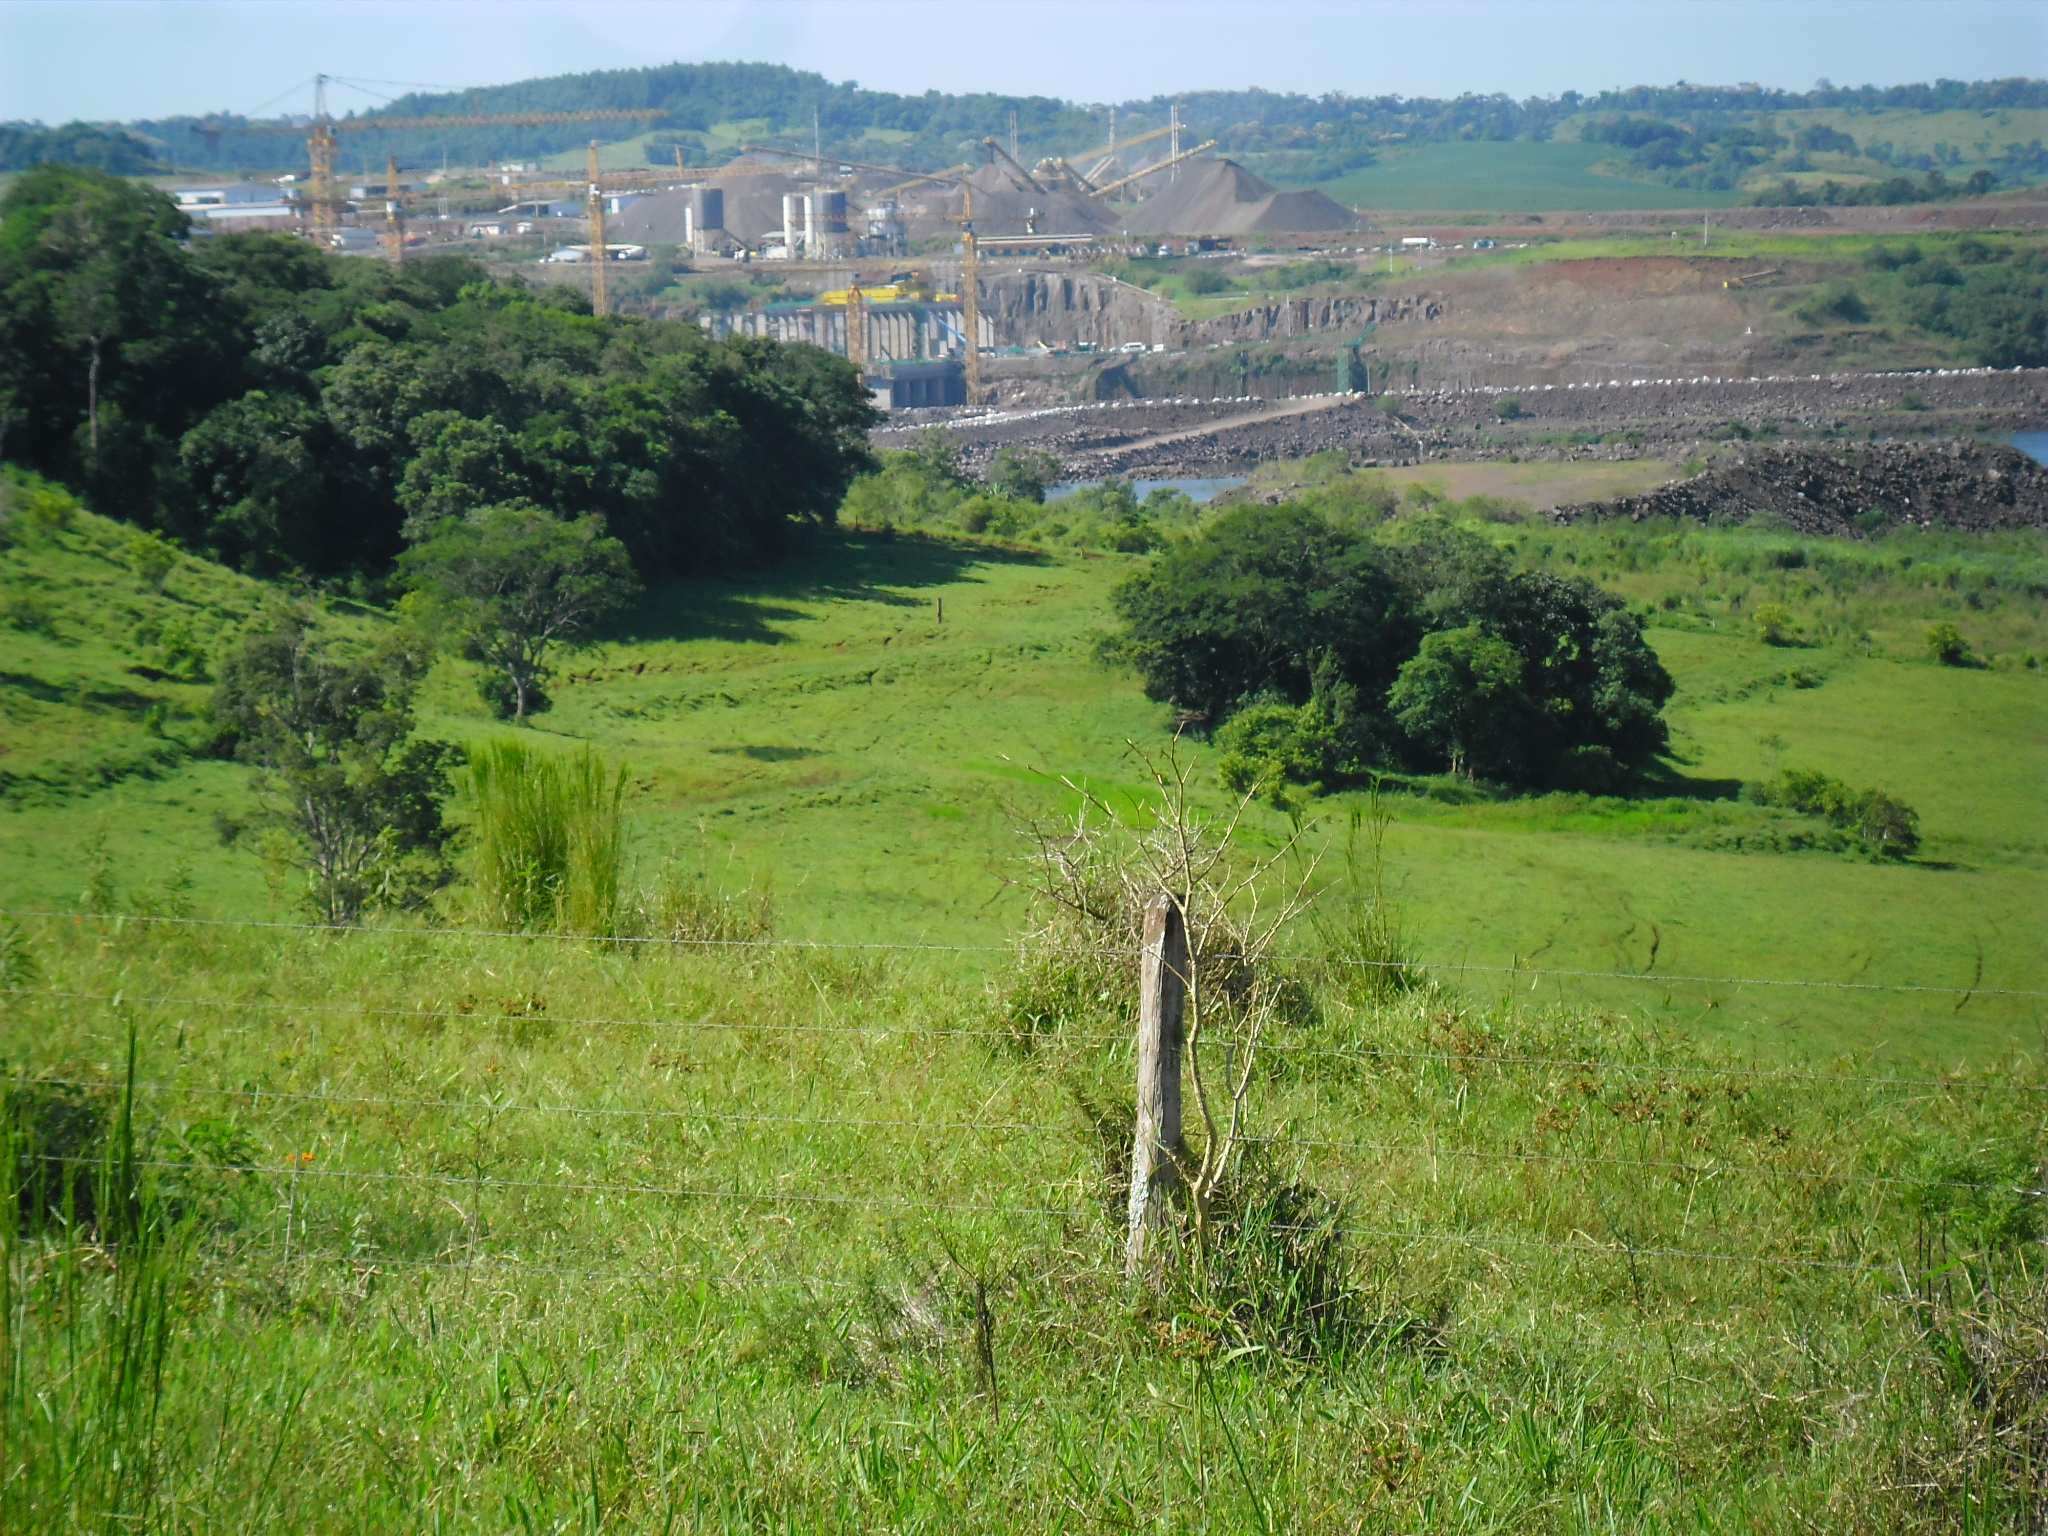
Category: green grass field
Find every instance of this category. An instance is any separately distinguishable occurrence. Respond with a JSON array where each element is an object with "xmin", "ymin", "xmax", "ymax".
[
  {"xmin": 7, "ymin": 465, "xmax": 2048, "ymax": 1530},
  {"xmin": 1312, "ymin": 142, "xmax": 1749, "ymax": 213},
  {"xmin": 7, "ymin": 918, "xmax": 2040, "ymax": 1531},
  {"xmin": 5, "ymin": 474, "xmax": 2044, "ymax": 1060}
]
